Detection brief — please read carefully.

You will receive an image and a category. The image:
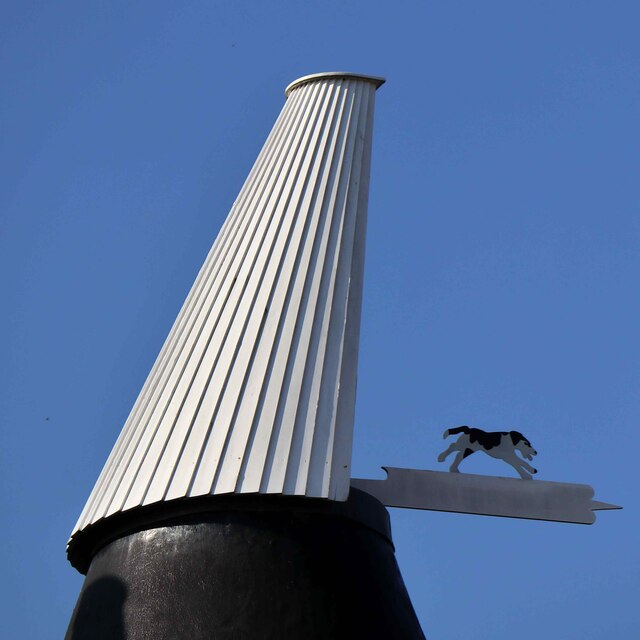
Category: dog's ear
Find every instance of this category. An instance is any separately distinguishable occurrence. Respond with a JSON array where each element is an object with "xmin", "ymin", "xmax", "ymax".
[{"xmin": 510, "ymin": 431, "xmax": 524, "ymax": 445}]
